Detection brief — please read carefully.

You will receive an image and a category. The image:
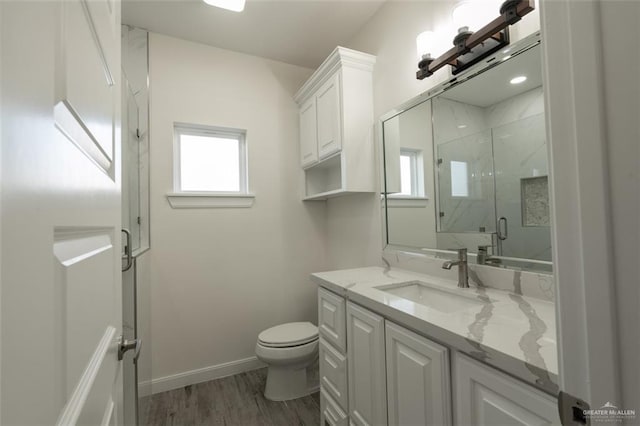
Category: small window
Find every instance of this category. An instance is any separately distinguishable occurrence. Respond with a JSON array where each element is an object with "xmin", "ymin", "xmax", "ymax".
[
  {"xmin": 168, "ymin": 124, "xmax": 253, "ymax": 208},
  {"xmin": 450, "ymin": 160, "xmax": 469, "ymax": 197},
  {"xmin": 174, "ymin": 124, "xmax": 248, "ymax": 194},
  {"xmin": 394, "ymin": 149, "xmax": 424, "ymax": 197}
]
